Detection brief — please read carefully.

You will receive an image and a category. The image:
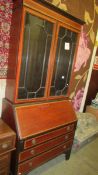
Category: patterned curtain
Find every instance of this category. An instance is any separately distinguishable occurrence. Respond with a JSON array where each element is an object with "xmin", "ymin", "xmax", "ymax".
[{"xmin": 0, "ymin": 0, "xmax": 13, "ymax": 78}]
